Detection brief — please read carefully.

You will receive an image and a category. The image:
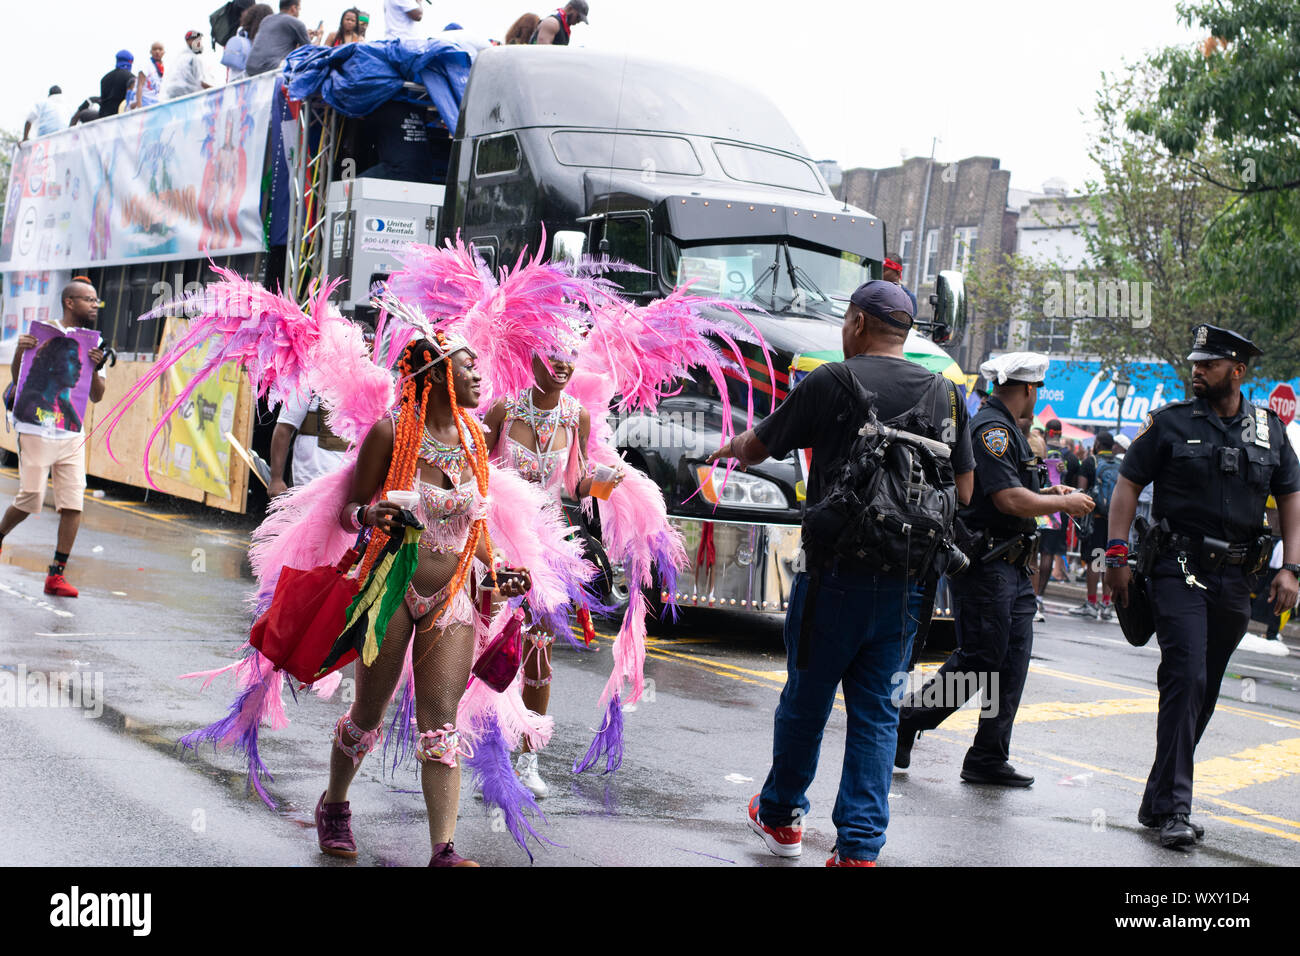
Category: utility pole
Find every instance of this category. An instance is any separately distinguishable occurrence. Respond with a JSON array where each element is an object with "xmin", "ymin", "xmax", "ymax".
[{"xmin": 912, "ymin": 137, "xmax": 938, "ymax": 299}]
